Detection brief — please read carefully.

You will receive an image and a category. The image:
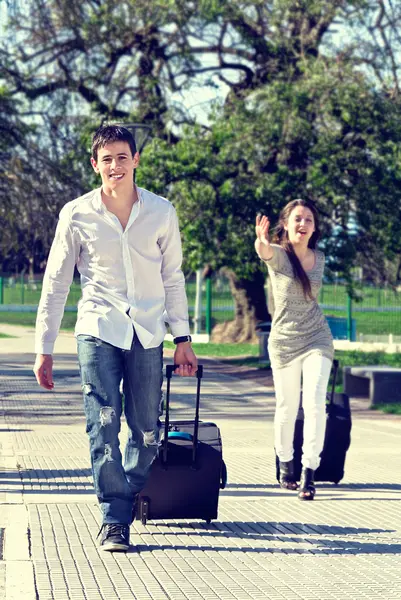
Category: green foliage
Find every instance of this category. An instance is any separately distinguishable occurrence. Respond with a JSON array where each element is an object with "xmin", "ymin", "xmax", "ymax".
[
  {"xmin": 371, "ymin": 403, "xmax": 401, "ymax": 415},
  {"xmin": 2, "ymin": 0, "xmax": 401, "ymax": 303},
  {"xmin": 139, "ymin": 58, "xmax": 401, "ymax": 286}
]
